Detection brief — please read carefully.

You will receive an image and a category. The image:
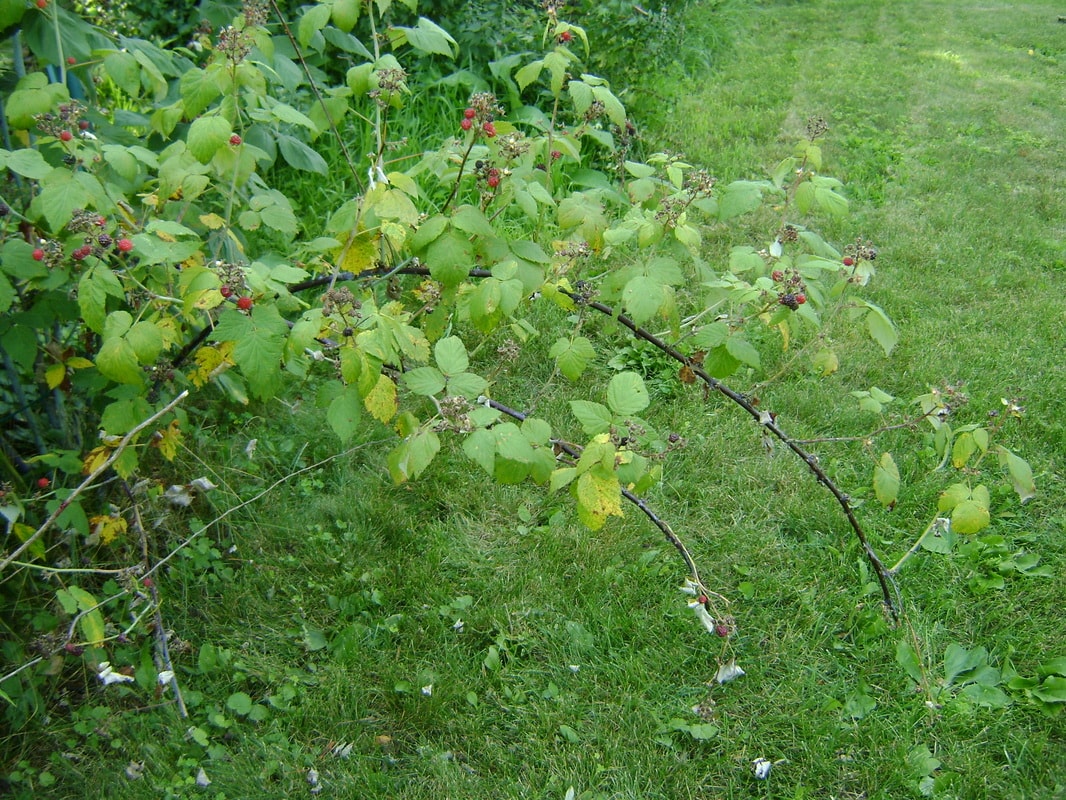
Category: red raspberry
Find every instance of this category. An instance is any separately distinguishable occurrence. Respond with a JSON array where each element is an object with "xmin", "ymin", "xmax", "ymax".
[
  {"xmin": 236, "ymin": 296, "xmax": 253, "ymax": 311},
  {"xmin": 487, "ymin": 174, "xmax": 500, "ymax": 188},
  {"xmin": 698, "ymin": 594, "xmax": 708, "ymax": 605},
  {"xmin": 37, "ymin": 477, "xmax": 50, "ymax": 489},
  {"xmin": 771, "ymin": 270, "xmax": 784, "ymax": 282},
  {"xmin": 35, "ymin": 0, "xmax": 47, "ymax": 8},
  {"xmin": 559, "ymin": 30, "xmax": 572, "ymax": 43},
  {"xmin": 460, "ymin": 118, "xmax": 473, "ymax": 131},
  {"xmin": 66, "ymin": 56, "xmax": 76, "ymax": 65},
  {"xmin": 463, "ymin": 108, "xmax": 476, "ymax": 120},
  {"xmin": 842, "ymin": 256, "xmax": 855, "ymax": 267},
  {"xmin": 550, "ymin": 150, "xmax": 562, "ymax": 160},
  {"xmin": 116, "ymin": 238, "xmax": 134, "ymax": 253},
  {"xmin": 59, "ymin": 130, "xmax": 72, "ymax": 142},
  {"xmin": 220, "ymin": 285, "xmax": 233, "ymax": 298},
  {"xmin": 142, "ymin": 577, "xmax": 154, "ymax": 589},
  {"xmin": 32, "ymin": 248, "xmax": 45, "ymax": 261},
  {"xmin": 714, "ymin": 624, "xmax": 730, "ymax": 637},
  {"xmin": 796, "ymin": 293, "xmax": 807, "ymax": 305},
  {"xmin": 229, "ymin": 134, "xmax": 242, "ymax": 145},
  {"xmin": 482, "ymin": 121, "xmax": 496, "ymax": 138}
]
